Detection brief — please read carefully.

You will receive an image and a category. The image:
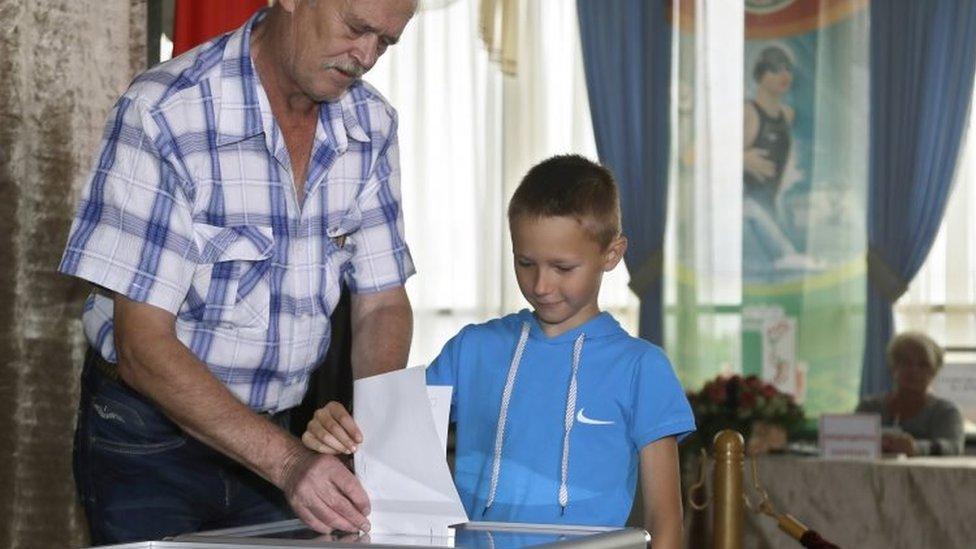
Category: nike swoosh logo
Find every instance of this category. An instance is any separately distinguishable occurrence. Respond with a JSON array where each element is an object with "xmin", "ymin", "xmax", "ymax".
[{"xmin": 576, "ymin": 408, "xmax": 614, "ymax": 425}]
